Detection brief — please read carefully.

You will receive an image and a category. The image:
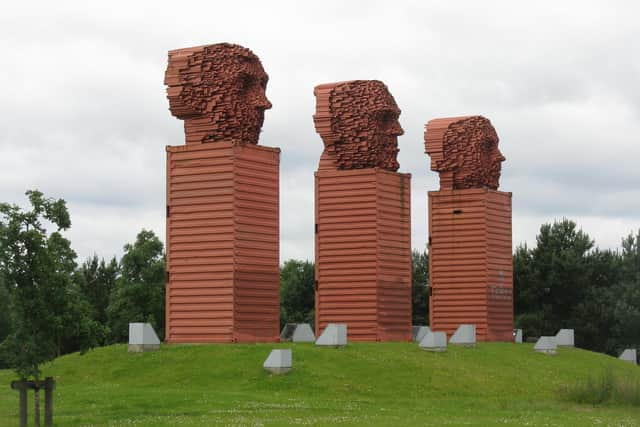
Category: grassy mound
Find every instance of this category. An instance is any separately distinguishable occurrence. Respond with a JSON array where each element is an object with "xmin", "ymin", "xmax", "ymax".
[{"xmin": 1, "ymin": 342, "xmax": 639, "ymax": 426}]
